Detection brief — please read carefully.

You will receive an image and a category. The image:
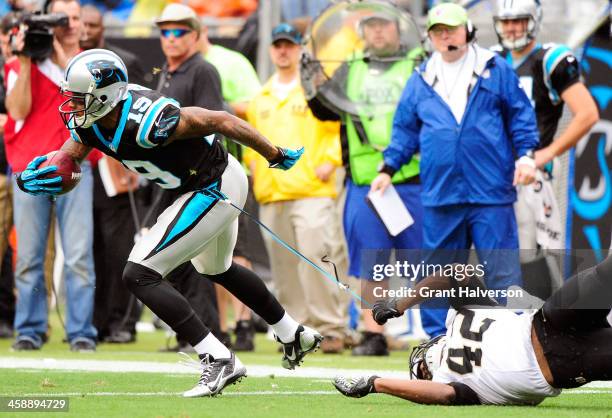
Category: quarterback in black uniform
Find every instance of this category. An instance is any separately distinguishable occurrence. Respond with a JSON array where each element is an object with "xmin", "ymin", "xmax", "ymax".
[
  {"xmin": 491, "ymin": 0, "xmax": 599, "ymax": 259},
  {"xmin": 16, "ymin": 49, "xmax": 323, "ymax": 397}
]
